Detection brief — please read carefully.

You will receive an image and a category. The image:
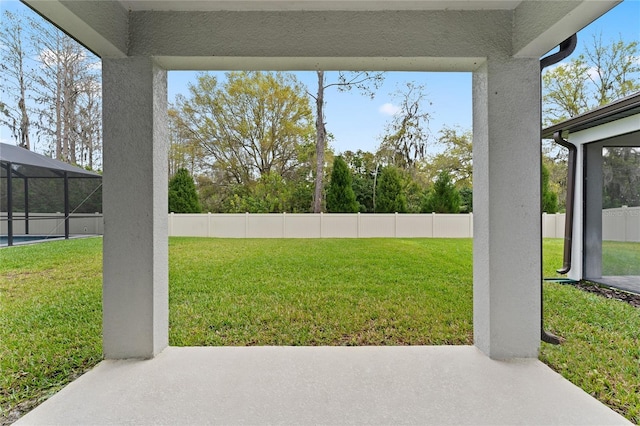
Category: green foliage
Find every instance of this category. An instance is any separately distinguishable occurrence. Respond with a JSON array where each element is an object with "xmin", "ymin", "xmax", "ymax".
[
  {"xmin": 375, "ymin": 166, "xmax": 407, "ymax": 213},
  {"xmin": 459, "ymin": 187, "xmax": 473, "ymax": 213},
  {"xmin": 168, "ymin": 168, "xmax": 201, "ymax": 213},
  {"xmin": 171, "ymin": 71, "xmax": 317, "ymax": 213},
  {"xmin": 174, "ymin": 71, "xmax": 314, "ymax": 185},
  {"xmin": 602, "ymin": 147, "xmax": 640, "ymax": 208},
  {"xmin": 326, "ymin": 156, "xmax": 359, "ymax": 213},
  {"xmin": 205, "ymin": 172, "xmax": 313, "ymax": 214},
  {"xmin": 542, "ymin": 164, "xmax": 558, "ymax": 213},
  {"xmin": 422, "ymin": 170, "xmax": 460, "ymax": 213},
  {"xmin": 543, "ymin": 36, "xmax": 640, "ymax": 125},
  {"xmin": 542, "ymin": 149, "xmax": 568, "ymax": 210},
  {"xmin": 427, "ymin": 127, "xmax": 473, "ymax": 189},
  {"xmin": 343, "ymin": 150, "xmax": 377, "ymax": 212}
]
